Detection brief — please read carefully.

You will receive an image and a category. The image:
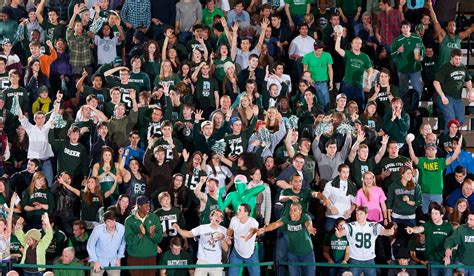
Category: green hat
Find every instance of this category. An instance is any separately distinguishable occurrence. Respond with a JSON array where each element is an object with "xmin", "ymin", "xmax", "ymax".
[
  {"xmin": 0, "ymin": 93, "xmax": 5, "ymax": 101},
  {"xmin": 113, "ymin": 57, "xmax": 123, "ymax": 66},
  {"xmin": 415, "ymin": 24, "xmax": 424, "ymax": 31}
]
